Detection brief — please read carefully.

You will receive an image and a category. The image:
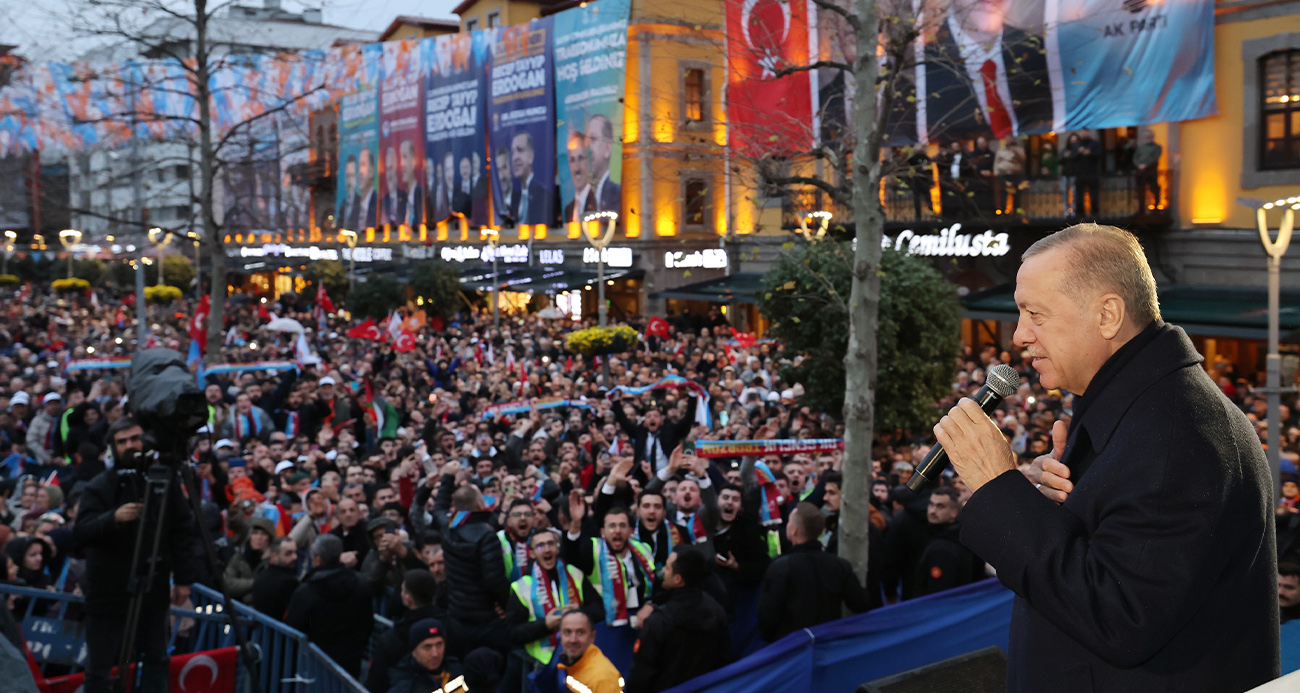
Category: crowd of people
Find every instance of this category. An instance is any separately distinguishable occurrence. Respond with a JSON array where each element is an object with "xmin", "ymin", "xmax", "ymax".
[{"xmin": 0, "ymin": 284, "xmax": 1293, "ymax": 692}]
